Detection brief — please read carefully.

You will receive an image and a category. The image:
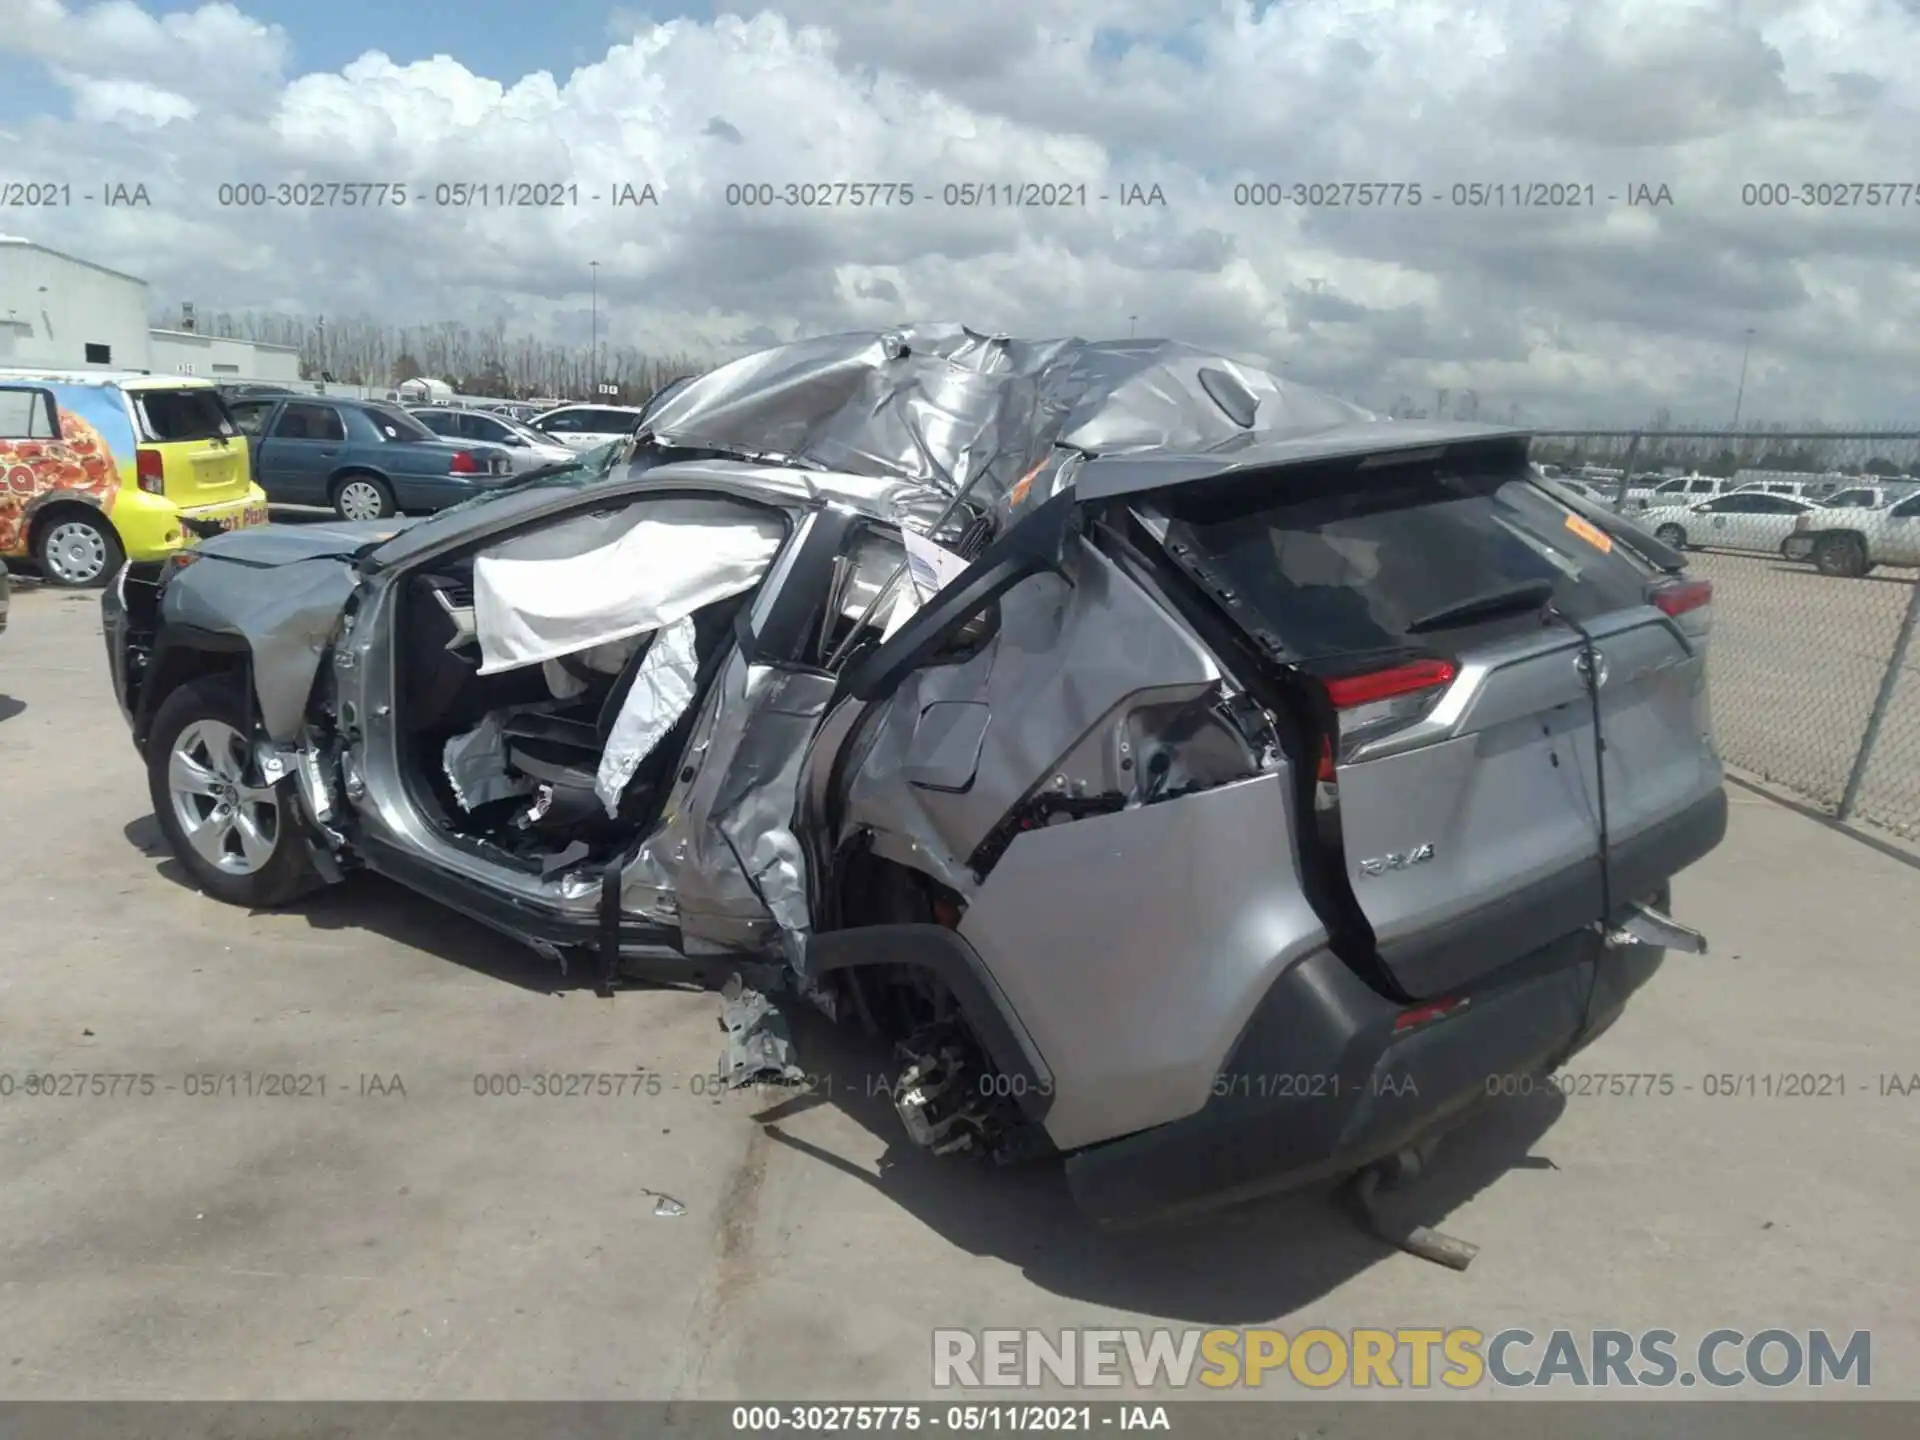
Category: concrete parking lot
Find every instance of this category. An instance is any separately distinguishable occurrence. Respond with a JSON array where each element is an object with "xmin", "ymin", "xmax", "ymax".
[{"xmin": 2, "ymin": 573, "xmax": 1918, "ymax": 1401}]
